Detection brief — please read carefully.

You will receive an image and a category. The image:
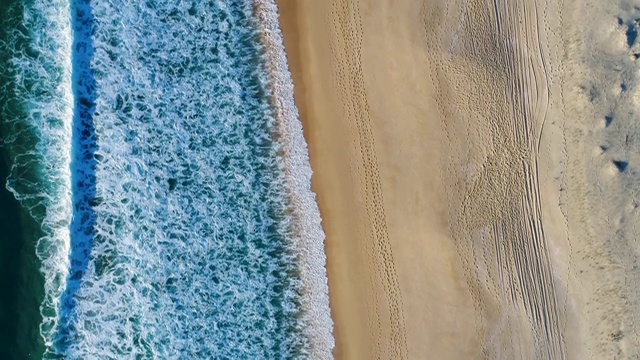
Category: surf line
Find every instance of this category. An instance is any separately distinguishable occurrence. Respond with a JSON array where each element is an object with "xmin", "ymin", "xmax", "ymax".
[{"xmin": 252, "ymin": 1, "xmax": 335, "ymax": 359}]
